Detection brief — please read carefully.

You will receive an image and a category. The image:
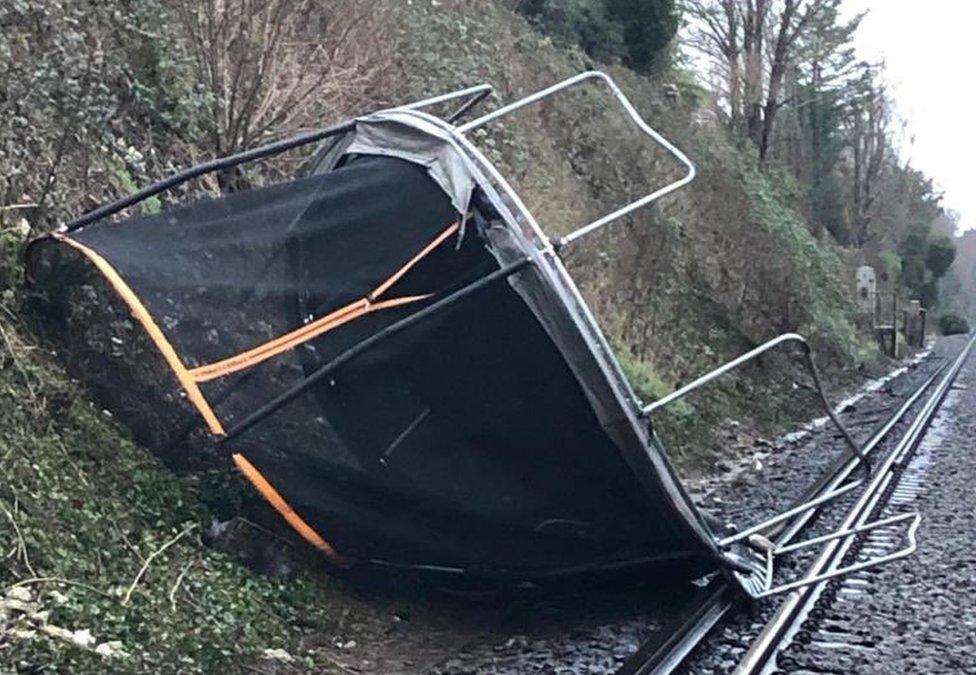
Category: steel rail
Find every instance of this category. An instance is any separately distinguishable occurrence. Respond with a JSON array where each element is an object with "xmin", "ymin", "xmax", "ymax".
[
  {"xmin": 733, "ymin": 333, "xmax": 976, "ymax": 675},
  {"xmin": 721, "ymin": 355, "xmax": 947, "ymax": 549},
  {"xmin": 615, "ymin": 582, "xmax": 732, "ymax": 675},
  {"xmin": 768, "ymin": 359, "xmax": 945, "ymax": 548},
  {"xmin": 616, "ymin": 352, "xmax": 950, "ymax": 675}
]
